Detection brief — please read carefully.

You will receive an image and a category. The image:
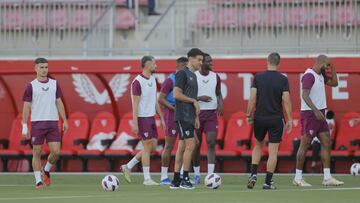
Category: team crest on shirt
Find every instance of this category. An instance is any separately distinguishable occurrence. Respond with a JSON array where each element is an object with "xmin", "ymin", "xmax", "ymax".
[
  {"xmin": 144, "ymin": 132, "xmax": 149, "ymax": 137},
  {"xmin": 172, "ymin": 130, "xmax": 176, "ymax": 135},
  {"xmin": 185, "ymin": 131, "xmax": 190, "ymax": 136},
  {"xmin": 189, "ymin": 77, "xmax": 193, "ymax": 81},
  {"xmin": 42, "ymin": 87, "xmax": 49, "ymax": 91},
  {"xmin": 309, "ymin": 130, "xmax": 314, "ymax": 135},
  {"xmin": 202, "ymin": 80, "xmax": 209, "ymax": 84}
]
